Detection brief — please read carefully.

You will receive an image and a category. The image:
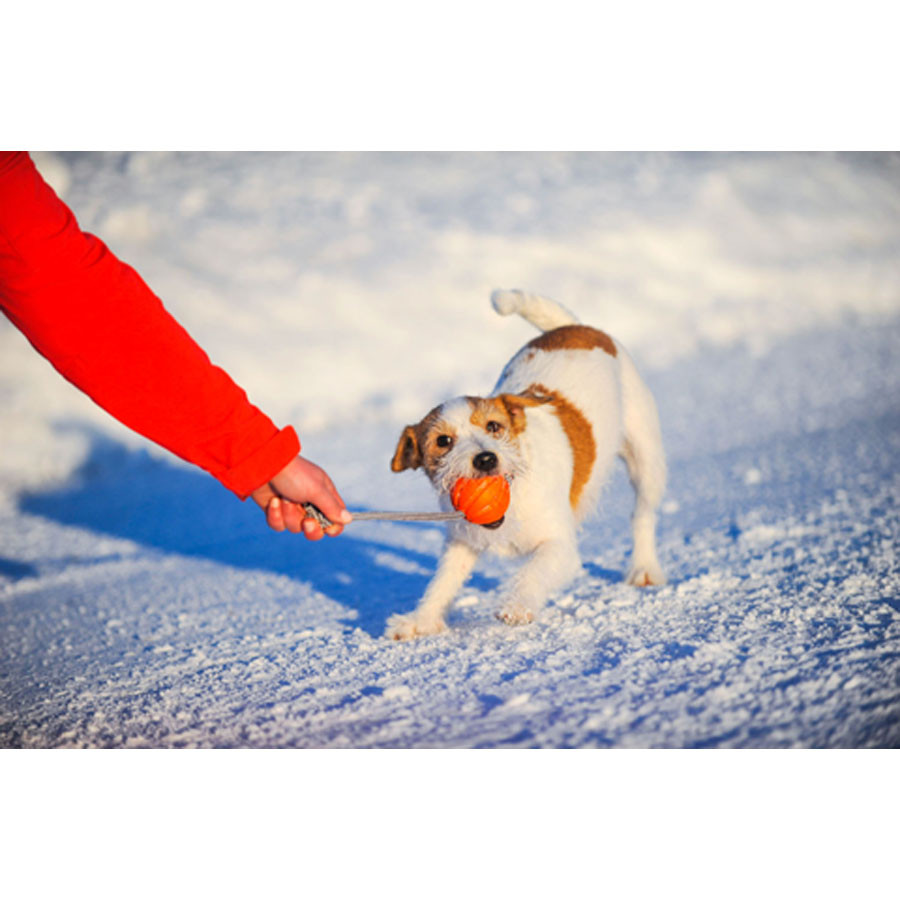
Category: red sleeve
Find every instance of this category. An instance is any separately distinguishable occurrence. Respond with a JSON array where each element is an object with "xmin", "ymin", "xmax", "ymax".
[{"xmin": 0, "ymin": 152, "xmax": 300, "ymax": 499}]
